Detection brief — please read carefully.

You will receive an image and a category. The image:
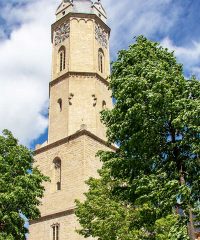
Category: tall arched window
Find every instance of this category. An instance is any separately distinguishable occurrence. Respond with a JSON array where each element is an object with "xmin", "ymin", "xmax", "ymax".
[
  {"xmin": 53, "ymin": 158, "xmax": 61, "ymax": 191},
  {"xmin": 58, "ymin": 46, "xmax": 66, "ymax": 72},
  {"xmin": 98, "ymin": 49, "xmax": 104, "ymax": 73},
  {"xmin": 52, "ymin": 223, "xmax": 59, "ymax": 240}
]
